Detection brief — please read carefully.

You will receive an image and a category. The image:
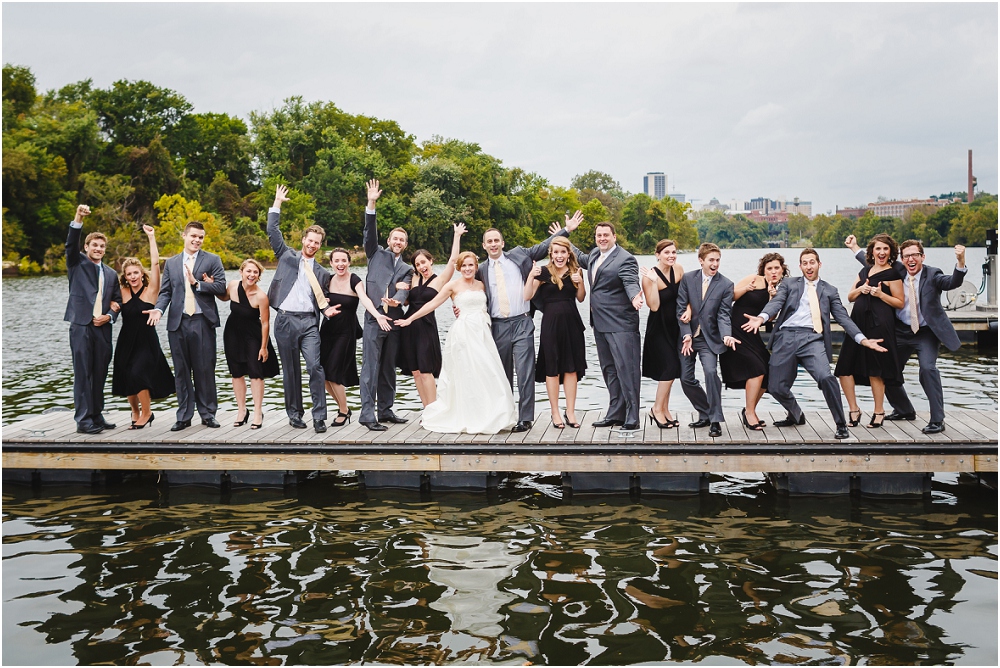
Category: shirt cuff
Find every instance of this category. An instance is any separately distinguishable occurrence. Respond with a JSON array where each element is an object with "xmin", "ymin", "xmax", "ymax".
[
  {"xmin": 854, "ymin": 332, "xmax": 866, "ymax": 344},
  {"xmin": 365, "ymin": 207, "xmax": 376, "ymax": 215},
  {"xmin": 758, "ymin": 313, "xmax": 770, "ymax": 323},
  {"xmin": 70, "ymin": 221, "xmax": 83, "ymax": 229},
  {"xmin": 957, "ymin": 265, "xmax": 968, "ymax": 272},
  {"xmin": 269, "ymin": 207, "xmax": 280, "ymax": 214}
]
